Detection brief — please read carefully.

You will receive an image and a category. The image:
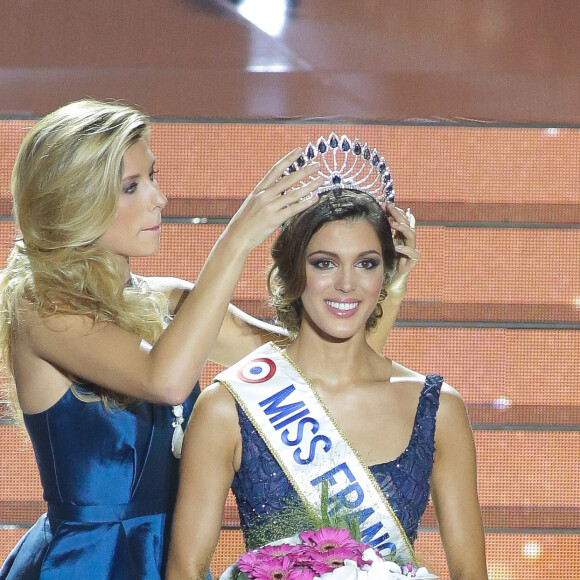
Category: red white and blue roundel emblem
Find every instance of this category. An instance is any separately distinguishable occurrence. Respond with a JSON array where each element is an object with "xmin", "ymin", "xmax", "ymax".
[{"xmin": 237, "ymin": 358, "xmax": 276, "ymax": 383}]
